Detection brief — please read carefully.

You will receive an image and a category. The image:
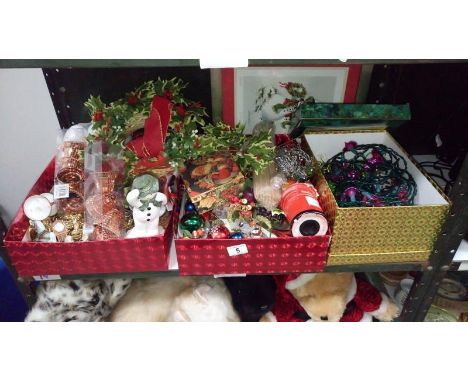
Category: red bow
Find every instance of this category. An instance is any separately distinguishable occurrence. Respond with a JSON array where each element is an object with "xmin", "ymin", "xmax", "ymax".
[{"xmin": 126, "ymin": 96, "xmax": 172, "ymax": 169}]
